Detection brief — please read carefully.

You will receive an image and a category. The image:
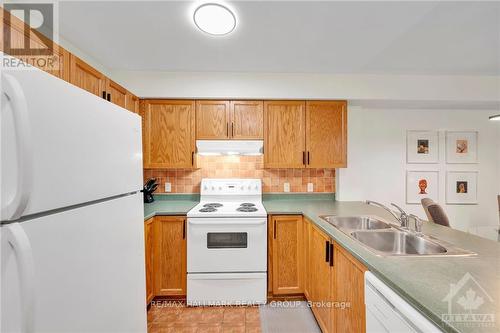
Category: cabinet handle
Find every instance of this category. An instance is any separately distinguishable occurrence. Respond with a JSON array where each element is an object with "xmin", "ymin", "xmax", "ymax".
[
  {"xmin": 307, "ymin": 151, "xmax": 310, "ymax": 165},
  {"xmin": 191, "ymin": 152, "xmax": 194, "ymax": 166},
  {"xmin": 231, "ymin": 122, "xmax": 234, "ymax": 137},
  {"xmin": 325, "ymin": 241, "xmax": 330, "ymax": 262},
  {"xmin": 226, "ymin": 123, "xmax": 229, "ymax": 137},
  {"xmin": 106, "ymin": 93, "xmax": 111, "ymax": 101},
  {"xmin": 302, "ymin": 151, "xmax": 306, "ymax": 165},
  {"xmin": 329, "ymin": 243, "xmax": 334, "ymax": 266},
  {"xmin": 102, "ymin": 91, "xmax": 106, "ymax": 99},
  {"xmin": 183, "ymin": 220, "xmax": 186, "ymax": 239},
  {"xmin": 273, "ymin": 220, "xmax": 277, "ymax": 239}
]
